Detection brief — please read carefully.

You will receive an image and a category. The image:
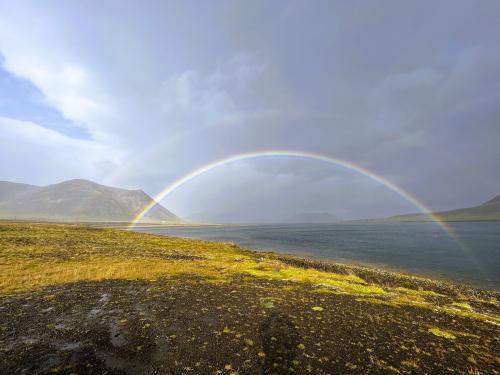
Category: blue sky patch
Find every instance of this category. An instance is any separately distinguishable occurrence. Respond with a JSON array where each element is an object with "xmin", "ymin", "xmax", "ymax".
[{"xmin": 0, "ymin": 57, "xmax": 91, "ymax": 139}]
